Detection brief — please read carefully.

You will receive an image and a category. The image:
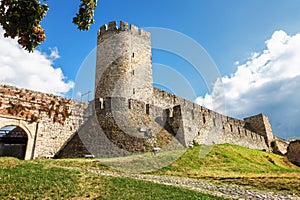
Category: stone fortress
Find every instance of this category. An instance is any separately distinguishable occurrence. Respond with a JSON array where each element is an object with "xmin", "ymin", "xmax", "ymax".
[{"xmin": 0, "ymin": 21, "xmax": 298, "ymax": 165}]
